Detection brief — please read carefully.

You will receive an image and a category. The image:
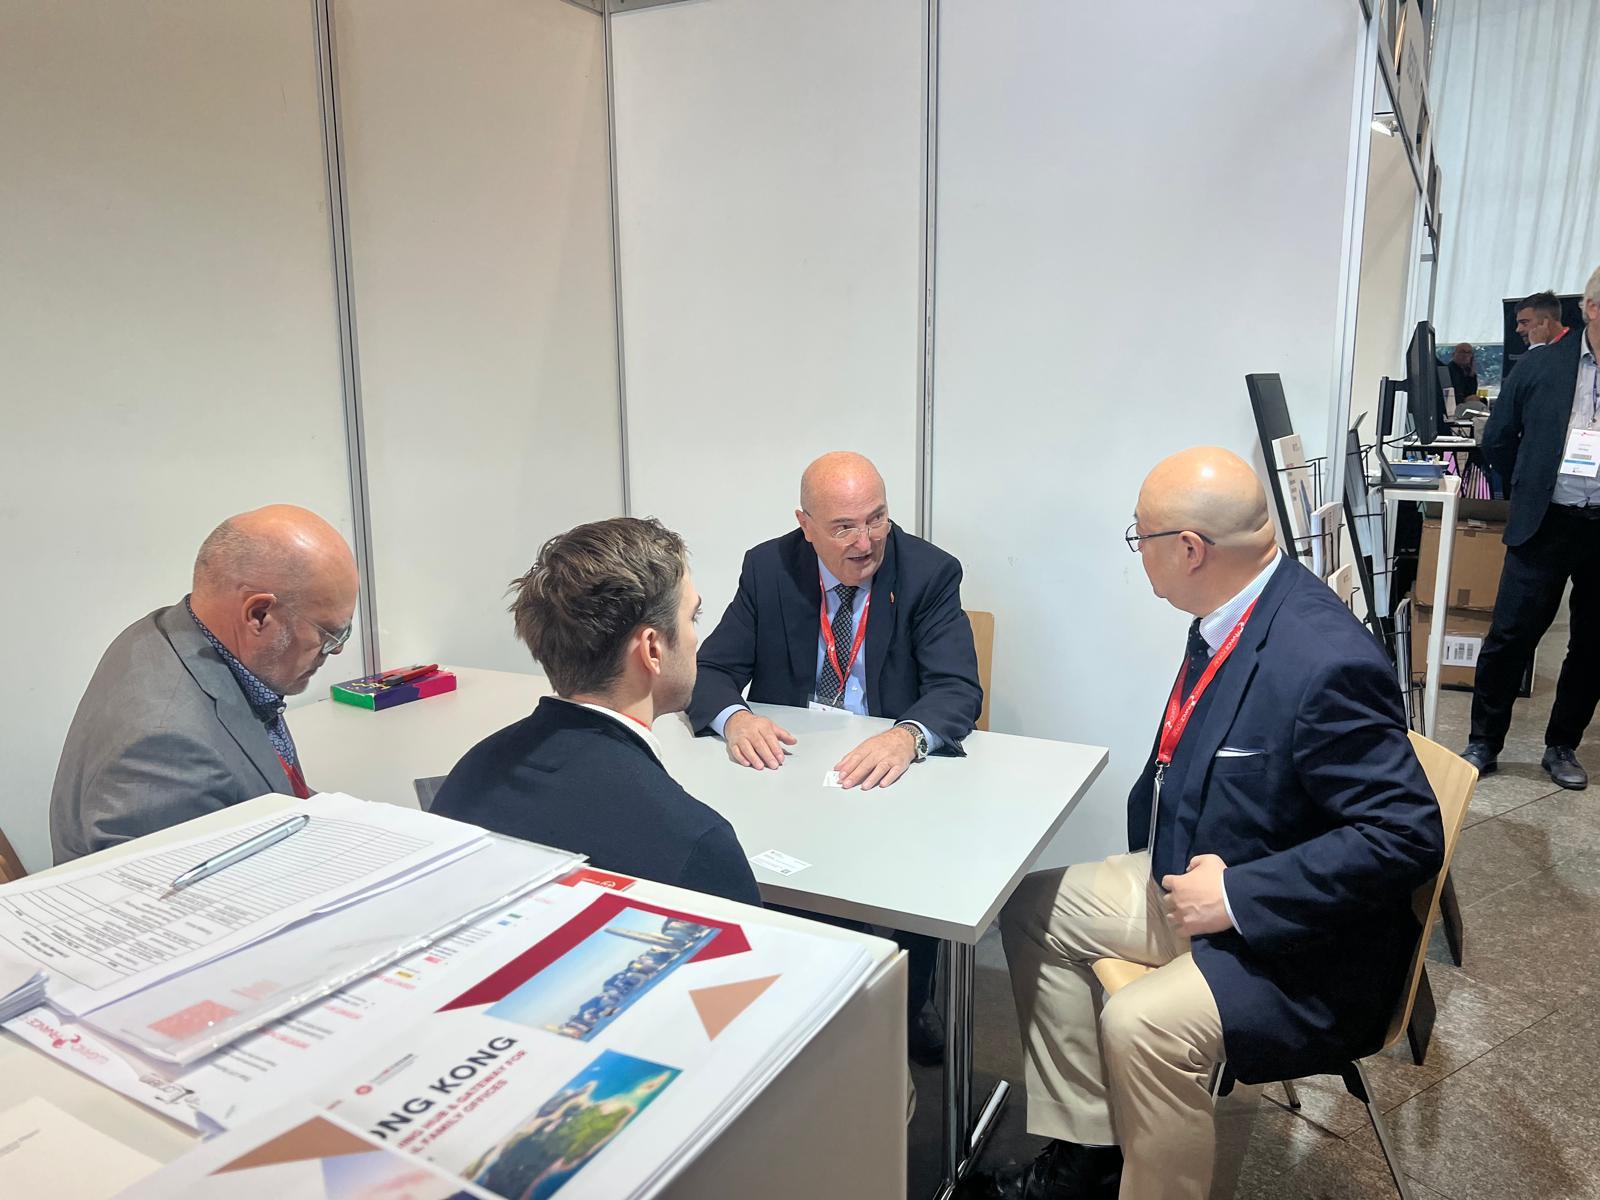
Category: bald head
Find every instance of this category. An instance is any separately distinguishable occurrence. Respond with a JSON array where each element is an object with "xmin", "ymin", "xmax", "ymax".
[
  {"xmin": 797, "ymin": 452, "xmax": 891, "ymax": 587},
  {"xmin": 190, "ymin": 505, "xmax": 359, "ymax": 695},
  {"xmin": 800, "ymin": 451, "xmax": 884, "ymax": 514},
  {"xmin": 193, "ymin": 505, "xmax": 356, "ymax": 603},
  {"xmin": 1134, "ymin": 448, "xmax": 1278, "ymax": 617}
]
